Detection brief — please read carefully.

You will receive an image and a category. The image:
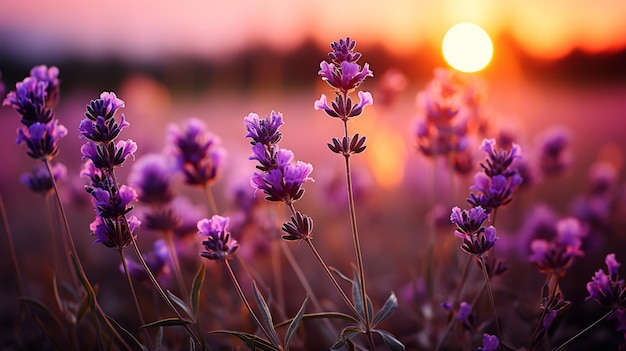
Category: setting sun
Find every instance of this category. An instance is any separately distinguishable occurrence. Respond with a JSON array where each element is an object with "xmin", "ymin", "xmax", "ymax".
[{"xmin": 442, "ymin": 22, "xmax": 493, "ymax": 73}]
